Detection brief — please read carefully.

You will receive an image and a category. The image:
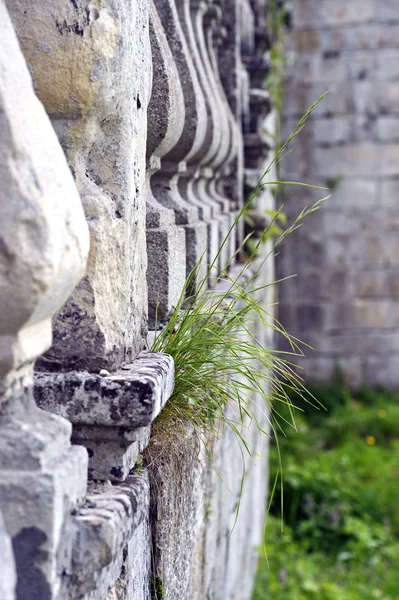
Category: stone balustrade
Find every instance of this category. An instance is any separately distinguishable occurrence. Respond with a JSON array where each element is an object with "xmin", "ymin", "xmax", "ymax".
[{"xmin": 0, "ymin": 0, "xmax": 274, "ymax": 598}]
